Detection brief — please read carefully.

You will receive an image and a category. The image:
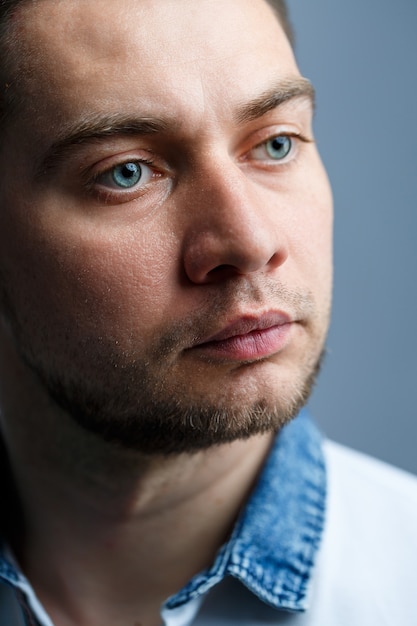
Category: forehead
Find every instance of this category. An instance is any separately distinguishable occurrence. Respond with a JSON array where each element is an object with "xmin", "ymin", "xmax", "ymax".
[{"xmin": 7, "ymin": 0, "xmax": 300, "ymax": 143}]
